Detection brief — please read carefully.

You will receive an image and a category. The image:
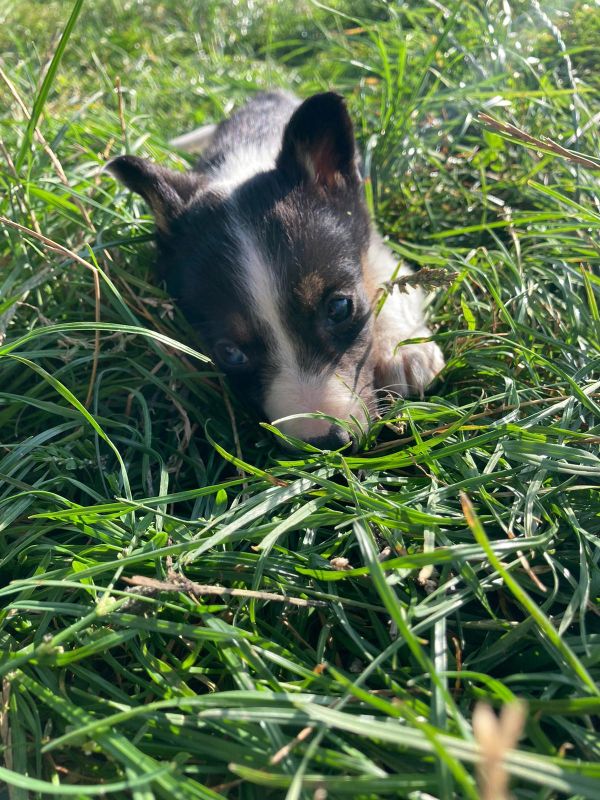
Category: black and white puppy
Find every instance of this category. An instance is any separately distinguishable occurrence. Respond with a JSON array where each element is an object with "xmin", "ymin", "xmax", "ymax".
[{"xmin": 108, "ymin": 91, "xmax": 444, "ymax": 449}]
